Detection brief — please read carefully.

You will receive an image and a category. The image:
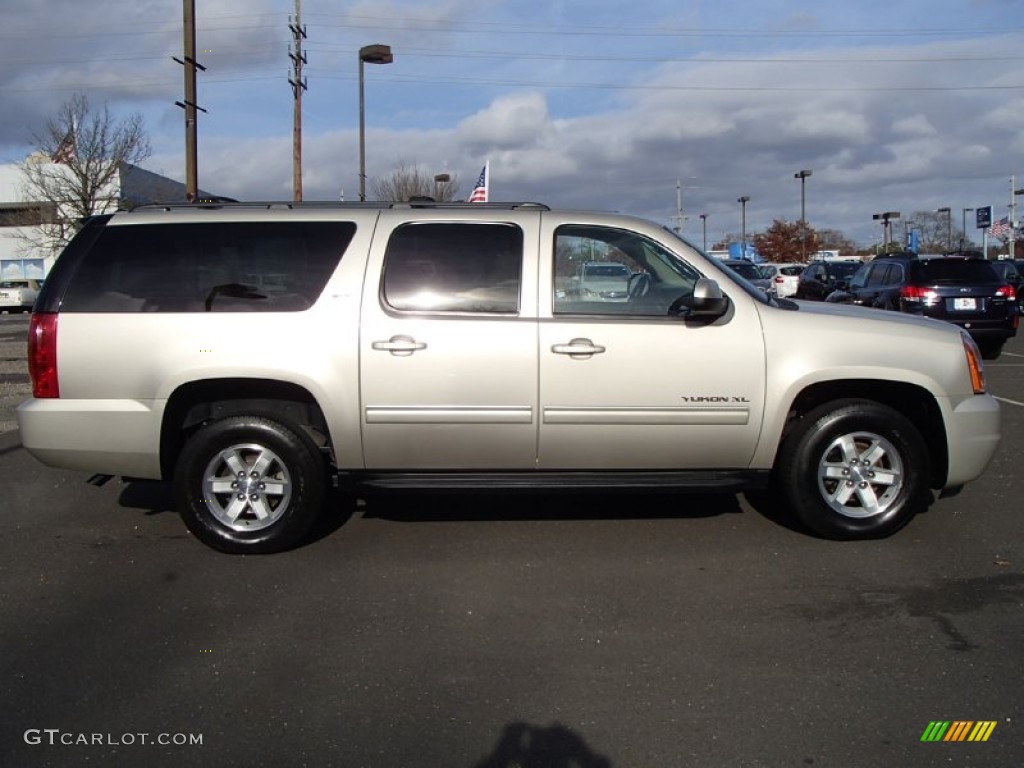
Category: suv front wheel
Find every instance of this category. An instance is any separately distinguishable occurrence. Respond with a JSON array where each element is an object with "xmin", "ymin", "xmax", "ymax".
[
  {"xmin": 777, "ymin": 400, "xmax": 930, "ymax": 539},
  {"xmin": 174, "ymin": 416, "xmax": 326, "ymax": 553}
]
